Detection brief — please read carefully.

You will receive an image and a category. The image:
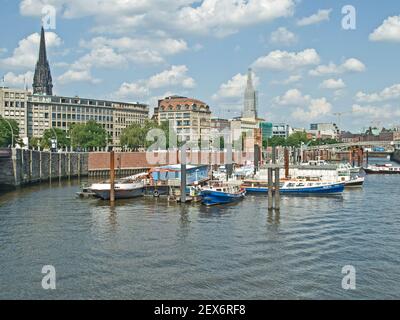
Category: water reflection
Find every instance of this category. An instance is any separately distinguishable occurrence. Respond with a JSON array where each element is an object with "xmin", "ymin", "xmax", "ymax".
[{"xmin": 1, "ymin": 172, "xmax": 400, "ymax": 299}]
